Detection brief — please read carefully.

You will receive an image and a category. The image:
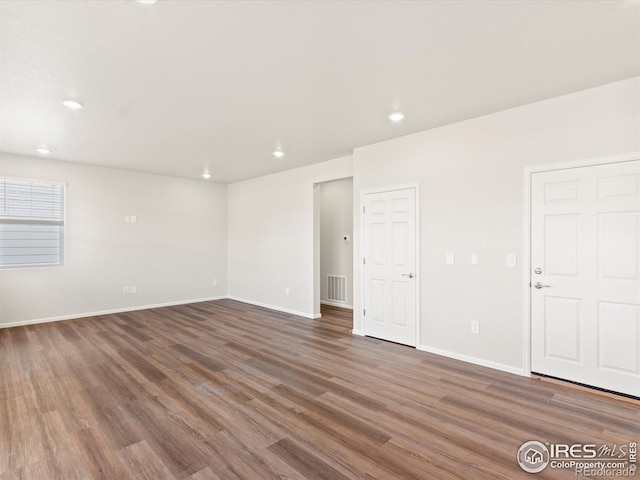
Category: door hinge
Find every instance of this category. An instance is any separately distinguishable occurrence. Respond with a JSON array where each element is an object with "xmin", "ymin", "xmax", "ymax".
[
  {"xmin": 363, "ymin": 257, "xmax": 366, "ymax": 265},
  {"xmin": 363, "ymin": 206, "xmax": 365, "ymax": 214},
  {"xmin": 363, "ymin": 309, "xmax": 366, "ymax": 316}
]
